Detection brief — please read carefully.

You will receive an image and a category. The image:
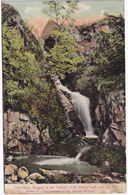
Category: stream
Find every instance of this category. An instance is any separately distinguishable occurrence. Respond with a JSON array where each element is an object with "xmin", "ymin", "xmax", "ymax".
[{"xmin": 5, "ymin": 155, "xmax": 98, "ymax": 176}]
